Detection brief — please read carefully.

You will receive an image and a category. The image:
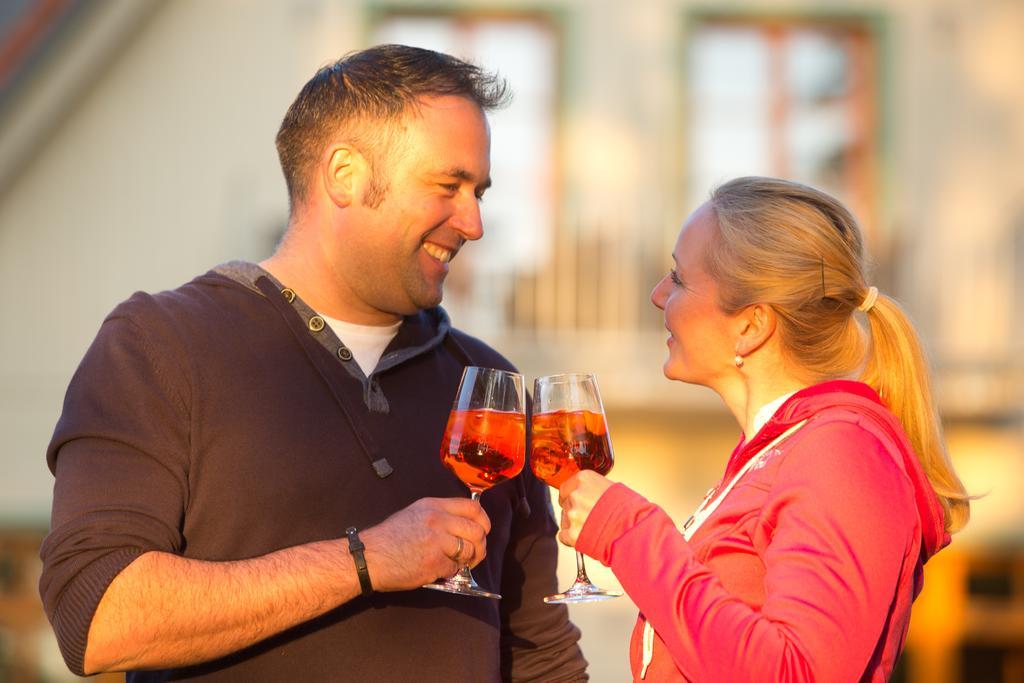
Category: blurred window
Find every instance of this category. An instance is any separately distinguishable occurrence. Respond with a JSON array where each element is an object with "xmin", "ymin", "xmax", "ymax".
[
  {"xmin": 687, "ymin": 17, "xmax": 879, "ymax": 239},
  {"xmin": 370, "ymin": 12, "xmax": 558, "ymax": 333}
]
